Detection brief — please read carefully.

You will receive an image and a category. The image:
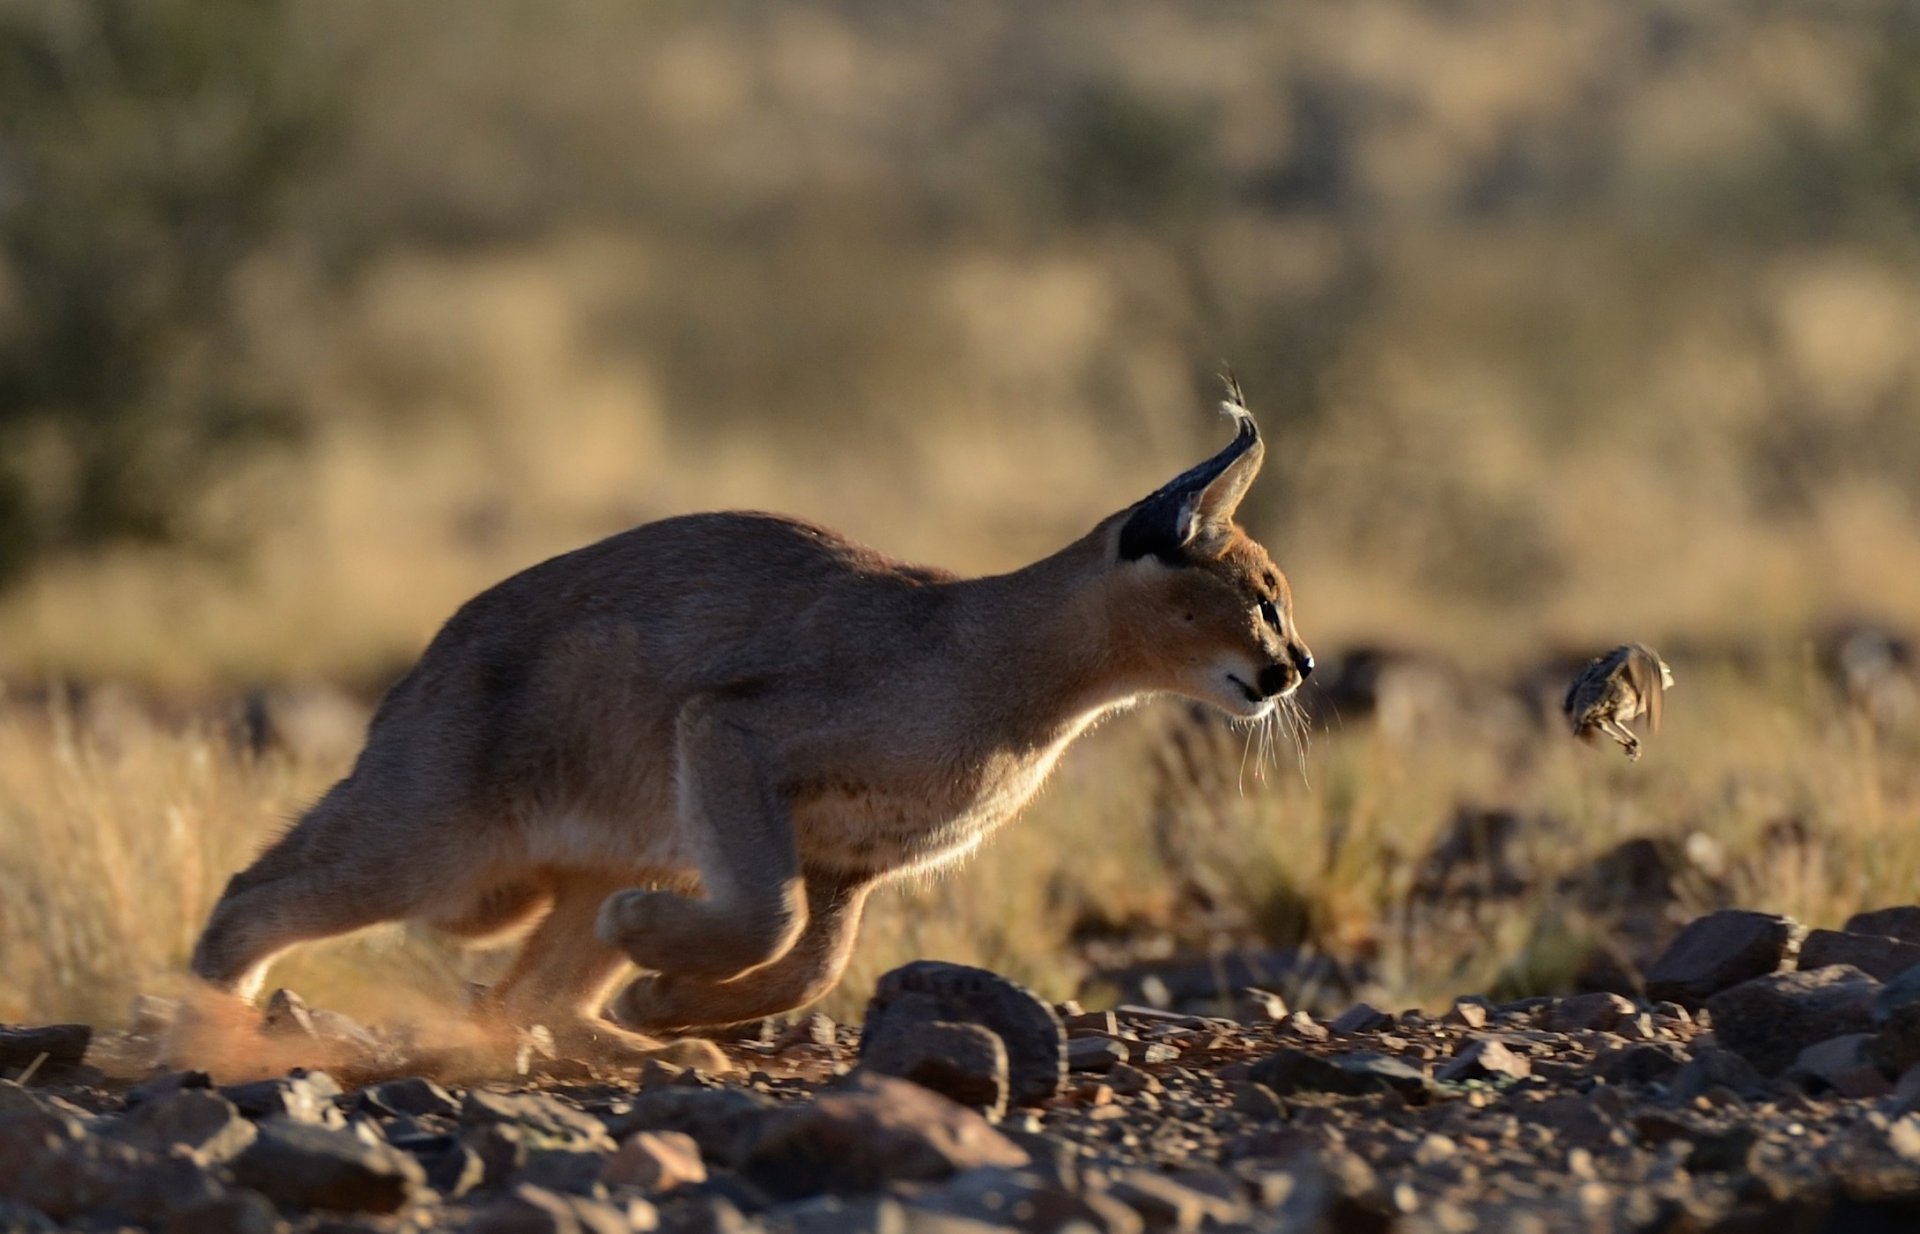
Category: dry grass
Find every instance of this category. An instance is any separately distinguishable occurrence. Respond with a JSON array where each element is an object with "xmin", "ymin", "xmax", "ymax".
[{"xmin": 4, "ymin": 652, "xmax": 1915, "ymax": 1034}]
